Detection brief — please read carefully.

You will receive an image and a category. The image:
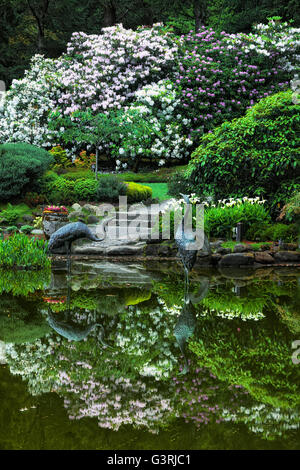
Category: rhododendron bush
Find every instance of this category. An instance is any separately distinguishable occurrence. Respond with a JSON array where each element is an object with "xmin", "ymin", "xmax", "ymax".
[
  {"xmin": 173, "ymin": 22, "xmax": 294, "ymax": 140},
  {"xmin": 0, "ymin": 20, "xmax": 298, "ymax": 168}
]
